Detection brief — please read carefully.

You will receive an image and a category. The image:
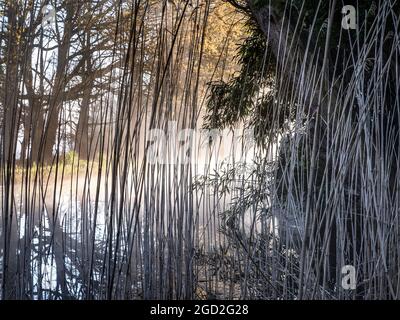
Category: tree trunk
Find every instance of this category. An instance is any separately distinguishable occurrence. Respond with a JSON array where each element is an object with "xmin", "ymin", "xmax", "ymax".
[
  {"xmin": 42, "ymin": 2, "xmax": 76, "ymax": 164},
  {"xmin": 1, "ymin": 2, "xmax": 21, "ymax": 300},
  {"xmin": 23, "ymin": 43, "xmax": 45, "ymax": 165},
  {"xmin": 75, "ymin": 33, "xmax": 93, "ymax": 161}
]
